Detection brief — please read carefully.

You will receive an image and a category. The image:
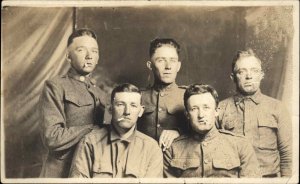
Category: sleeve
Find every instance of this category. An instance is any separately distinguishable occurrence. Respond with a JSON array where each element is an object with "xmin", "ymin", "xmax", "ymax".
[
  {"xmin": 144, "ymin": 142, "xmax": 163, "ymax": 178},
  {"xmin": 238, "ymin": 138, "xmax": 262, "ymax": 177},
  {"xmin": 163, "ymin": 147, "xmax": 176, "ymax": 178},
  {"xmin": 40, "ymin": 80, "xmax": 93, "ymax": 151},
  {"xmin": 216, "ymin": 100, "xmax": 226, "ymax": 129},
  {"xmin": 276, "ymin": 103, "xmax": 292, "ymax": 177},
  {"xmin": 69, "ymin": 137, "xmax": 93, "ymax": 178}
]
